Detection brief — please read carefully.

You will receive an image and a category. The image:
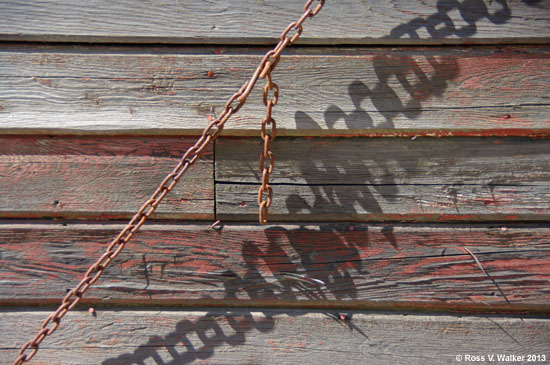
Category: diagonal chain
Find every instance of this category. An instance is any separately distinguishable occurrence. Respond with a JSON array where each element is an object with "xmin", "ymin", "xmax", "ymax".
[{"xmin": 13, "ymin": 1, "xmax": 324, "ymax": 364}]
